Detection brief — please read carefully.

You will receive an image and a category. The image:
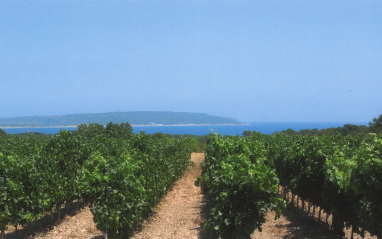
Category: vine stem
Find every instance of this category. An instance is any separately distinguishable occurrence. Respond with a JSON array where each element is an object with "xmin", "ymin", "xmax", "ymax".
[
  {"xmin": 302, "ymin": 199, "xmax": 305, "ymax": 212},
  {"xmin": 291, "ymin": 193, "xmax": 295, "ymax": 208},
  {"xmin": 297, "ymin": 196, "xmax": 300, "ymax": 209},
  {"xmin": 351, "ymin": 225, "xmax": 354, "ymax": 239},
  {"xmin": 286, "ymin": 188, "xmax": 289, "ymax": 201},
  {"xmin": 283, "ymin": 186, "xmax": 287, "ymax": 200}
]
